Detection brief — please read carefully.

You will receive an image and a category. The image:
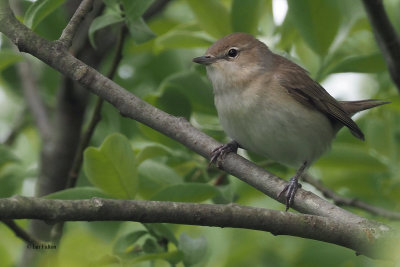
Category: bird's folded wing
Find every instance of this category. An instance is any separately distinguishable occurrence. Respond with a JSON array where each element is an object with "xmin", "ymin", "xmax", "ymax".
[{"xmin": 276, "ymin": 63, "xmax": 364, "ymax": 140}]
